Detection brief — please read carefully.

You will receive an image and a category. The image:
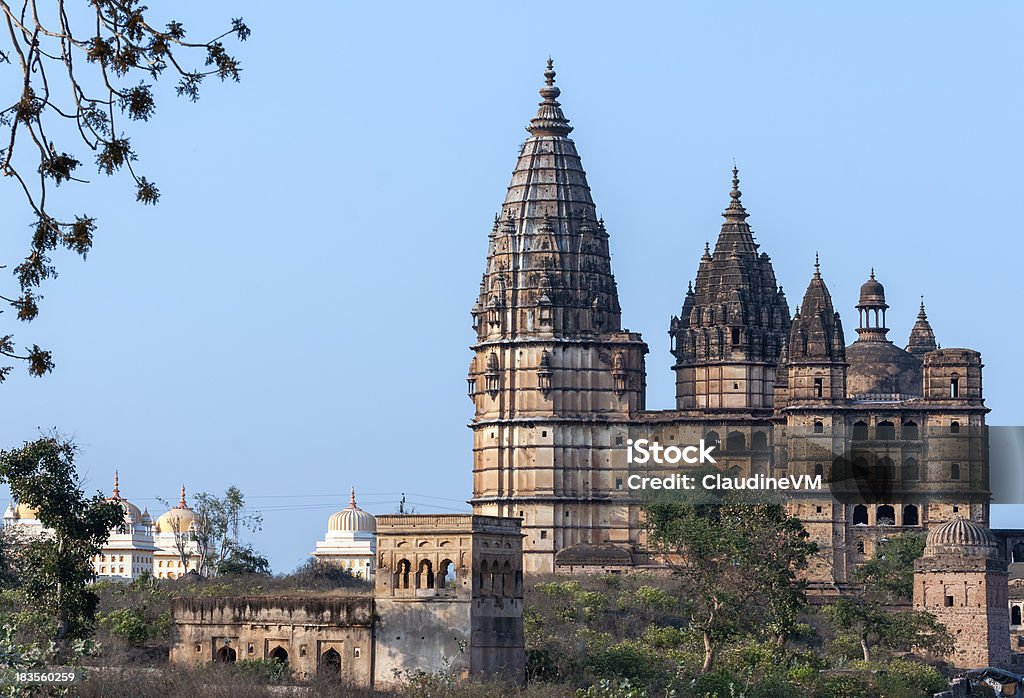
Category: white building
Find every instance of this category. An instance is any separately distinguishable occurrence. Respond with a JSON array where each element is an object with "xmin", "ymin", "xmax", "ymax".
[
  {"xmin": 4, "ymin": 475, "xmax": 202, "ymax": 582},
  {"xmin": 310, "ymin": 487, "xmax": 376, "ymax": 579},
  {"xmin": 94, "ymin": 471, "xmax": 157, "ymax": 580},
  {"xmin": 152, "ymin": 484, "xmax": 202, "ymax": 579}
]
